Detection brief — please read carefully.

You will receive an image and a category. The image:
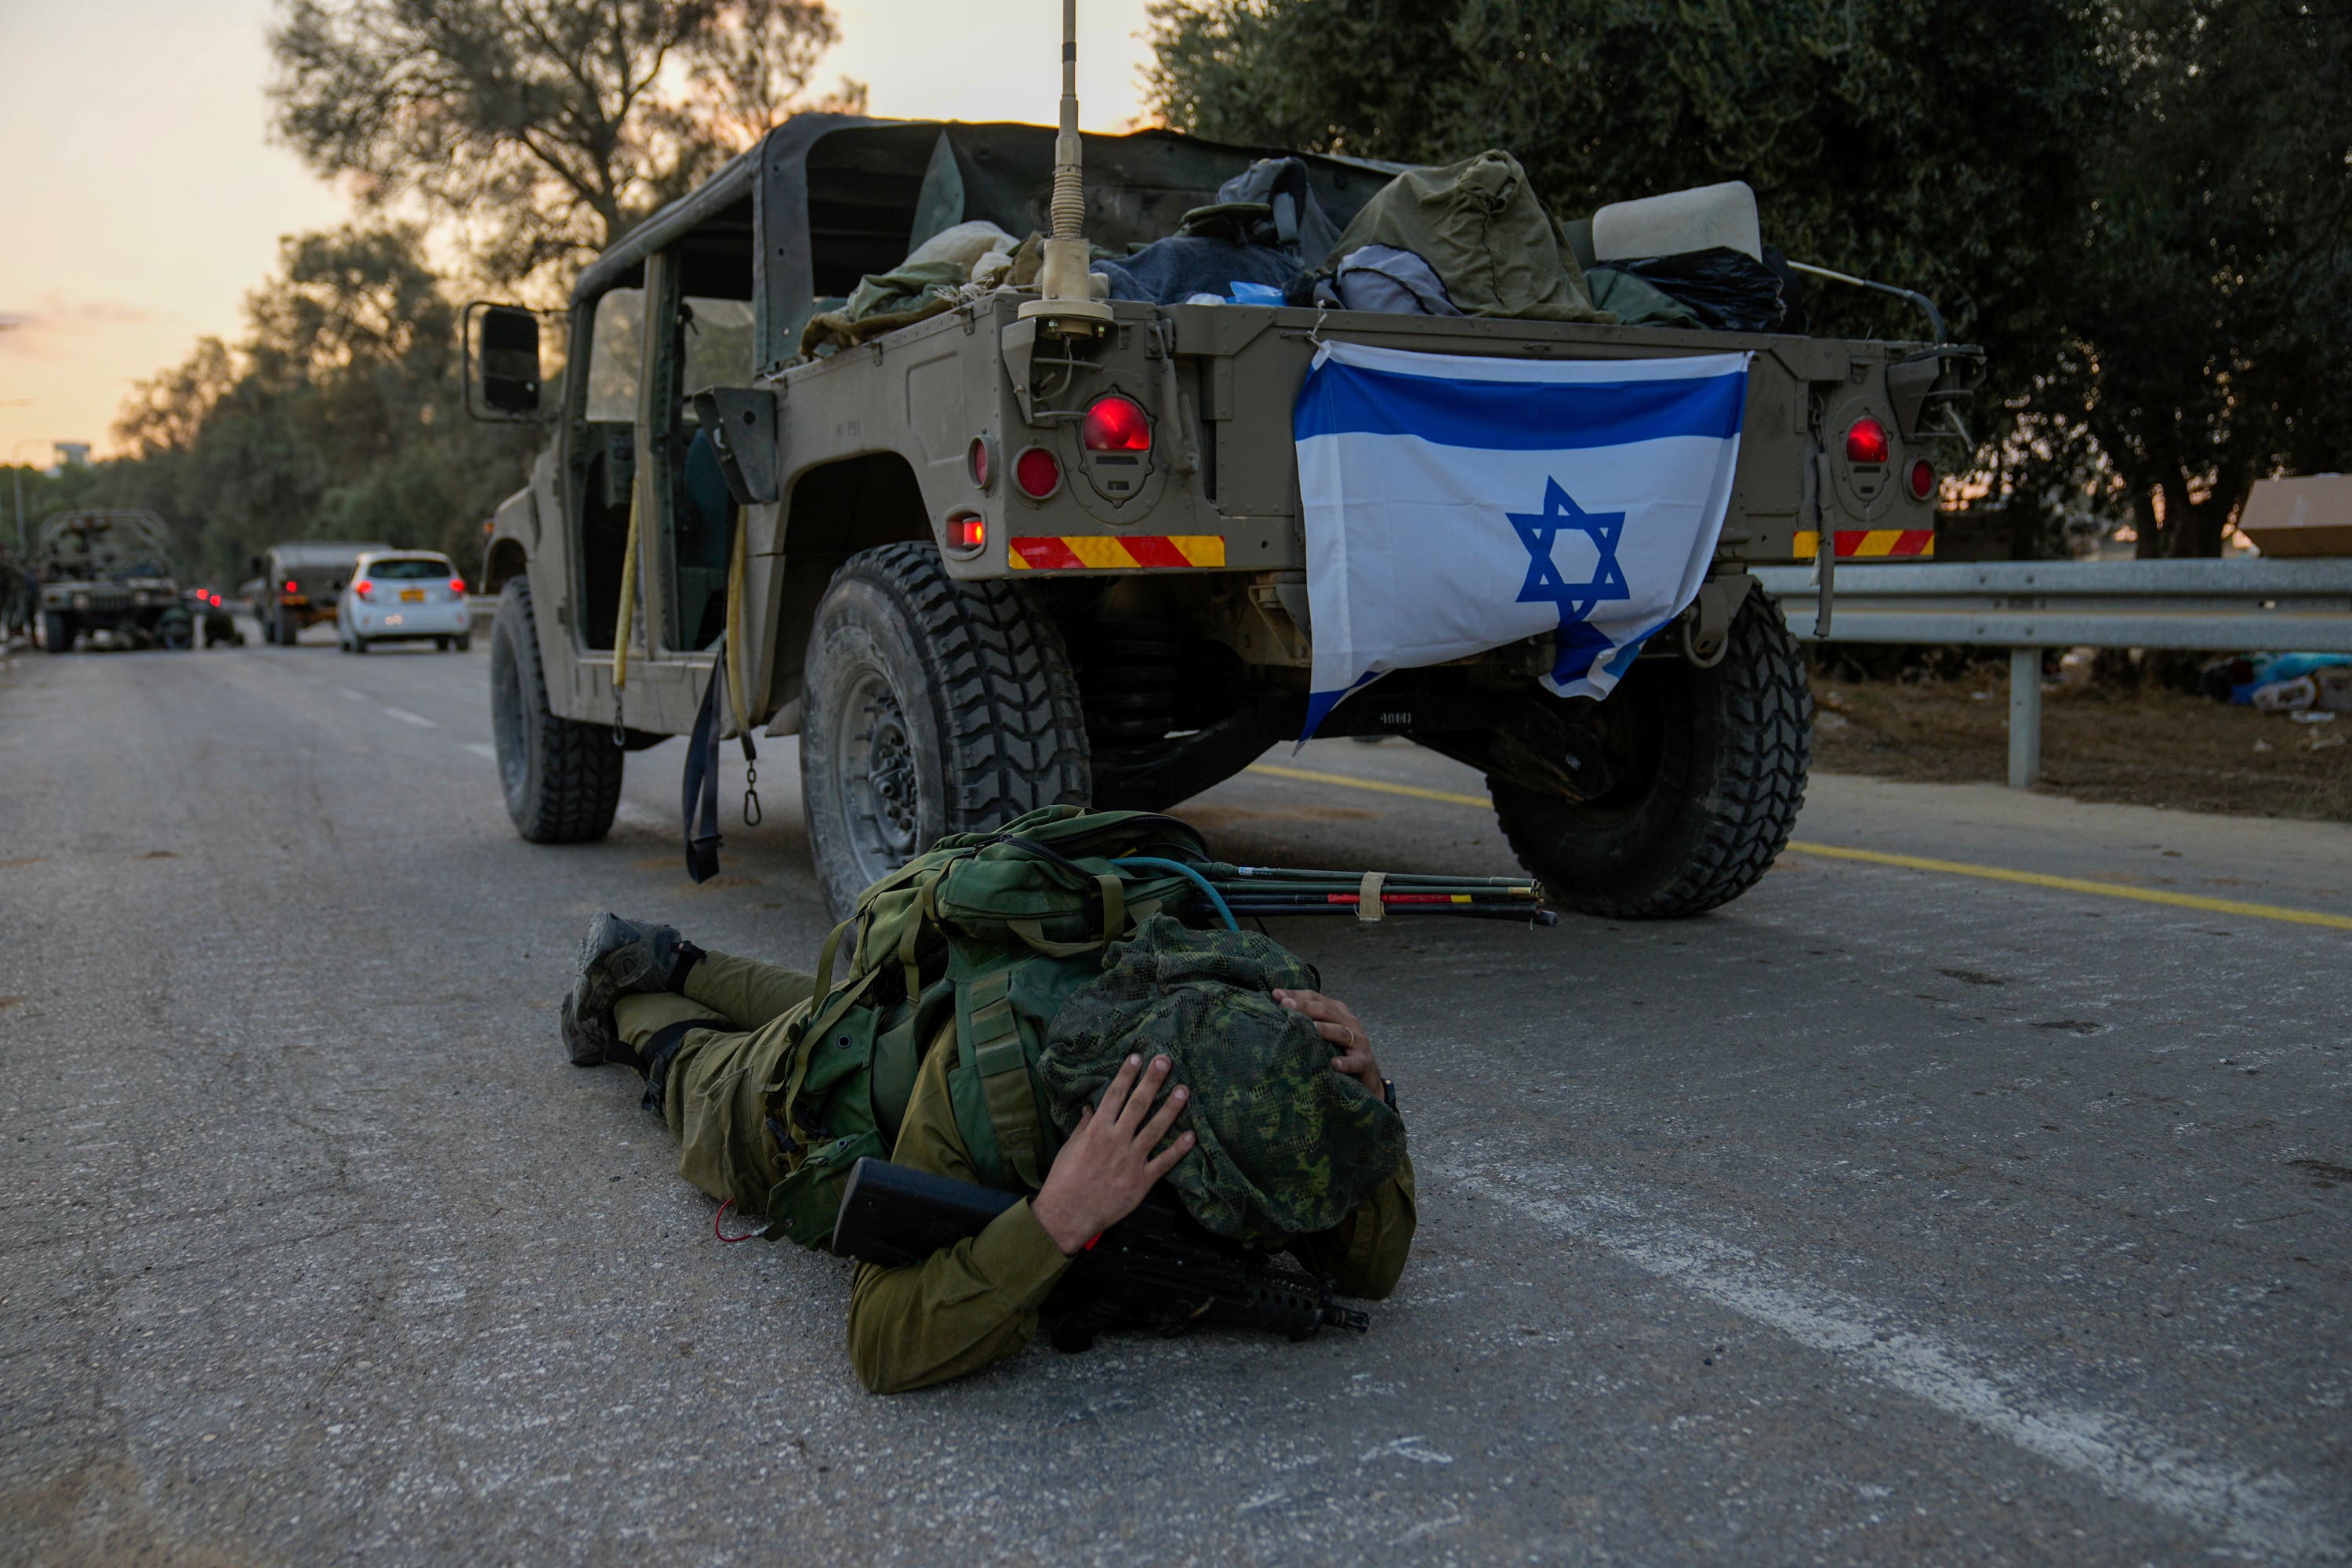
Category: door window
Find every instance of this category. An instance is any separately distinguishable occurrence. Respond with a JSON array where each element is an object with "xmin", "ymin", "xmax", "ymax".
[{"xmin": 572, "ymin": 287, "xmax": 646, "ymax": 649}]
